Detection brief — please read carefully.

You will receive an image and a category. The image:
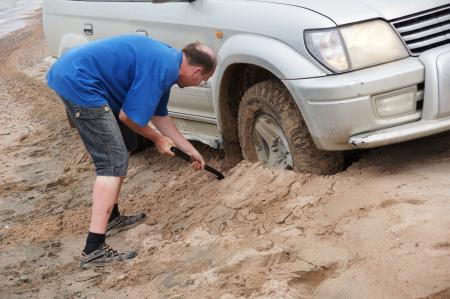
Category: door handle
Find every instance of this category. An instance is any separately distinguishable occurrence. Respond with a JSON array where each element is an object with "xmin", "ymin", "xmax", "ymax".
[
  {"xmin": 83, "ymin": 23, "xmax": 93, "ymax": 36},
  {"xmin": 136, "ymin": 29, "xmax": 148, "ymax": 37}
]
